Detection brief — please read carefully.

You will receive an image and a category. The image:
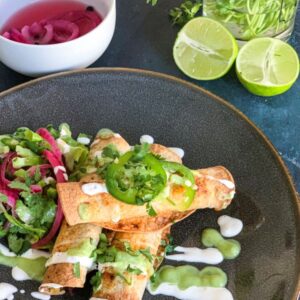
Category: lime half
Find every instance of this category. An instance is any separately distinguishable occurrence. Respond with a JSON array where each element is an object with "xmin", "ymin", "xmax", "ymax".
[
  {"xmin": 173, "ymin": 17, "xmax": 238, "ymax": 80},
  {"xmin": 236, "ymin": 38, "xmax": 299, "ymax": 97}
]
